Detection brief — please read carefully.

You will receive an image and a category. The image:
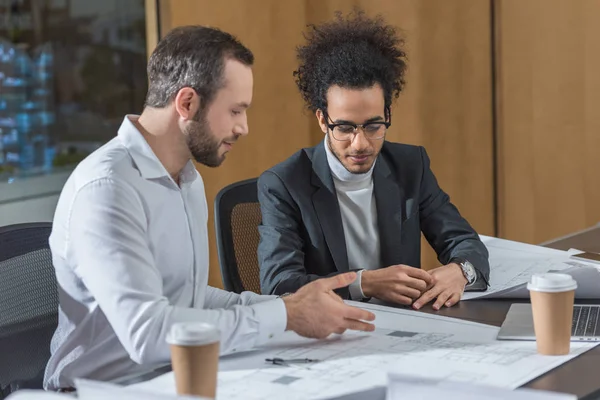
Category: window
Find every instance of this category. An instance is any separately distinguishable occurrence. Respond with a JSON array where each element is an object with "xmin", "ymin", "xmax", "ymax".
[{"xmin": 0, "ymin": 0, "xmax": 148, "ymax": 225}]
